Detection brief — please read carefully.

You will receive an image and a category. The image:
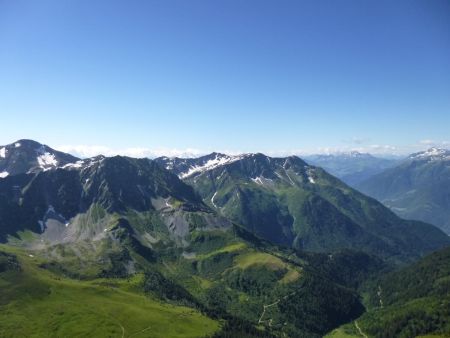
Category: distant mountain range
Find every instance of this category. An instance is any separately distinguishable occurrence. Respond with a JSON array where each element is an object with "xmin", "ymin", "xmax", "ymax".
[
  {"xmin": 303, "ymin": 151, "xmax": 401, "ymax": 186},
  {"xmin": 0, "ymin": 139, "xmax": 449, "ymax": 337},
  {"xmin": 357, "ymin": 147, "xmax": 450, "ymax": 235}
]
